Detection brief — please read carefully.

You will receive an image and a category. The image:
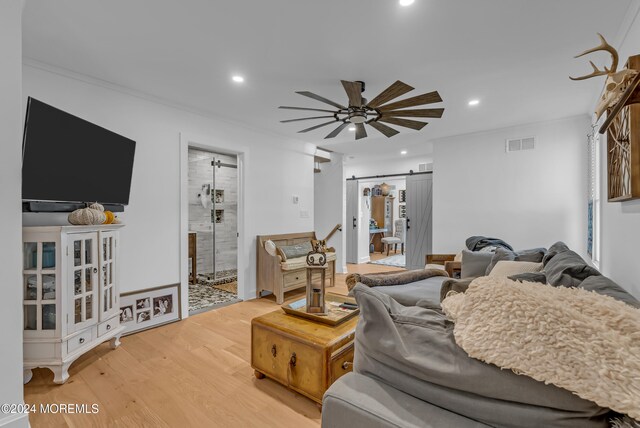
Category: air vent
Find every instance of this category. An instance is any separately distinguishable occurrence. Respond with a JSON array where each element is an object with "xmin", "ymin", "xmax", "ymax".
[
  {"xmin": 506, "ymin": 136, "xmax": 536, "ymax": 153},
  {"xmin": 418, "ymin": 163, "xmax": 433, "ymax": 172}
]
